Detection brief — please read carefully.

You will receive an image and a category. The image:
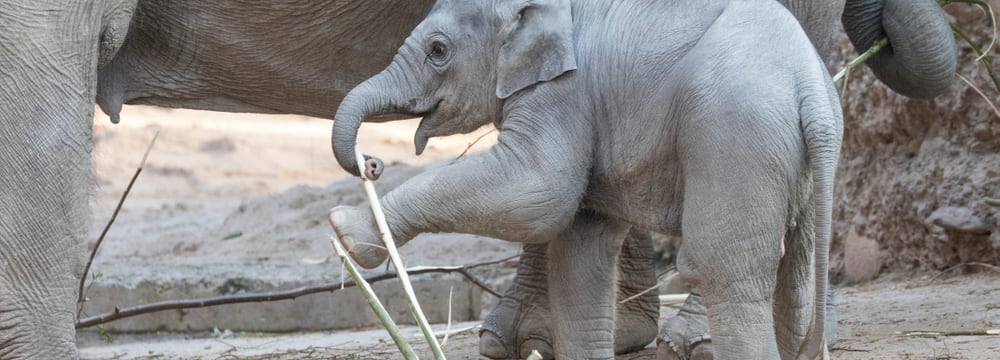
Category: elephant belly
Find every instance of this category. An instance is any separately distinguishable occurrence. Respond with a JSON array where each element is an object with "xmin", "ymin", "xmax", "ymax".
[{"xmin": 583, "ymin": 159, "xmax": 685, "ymax": 237}]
